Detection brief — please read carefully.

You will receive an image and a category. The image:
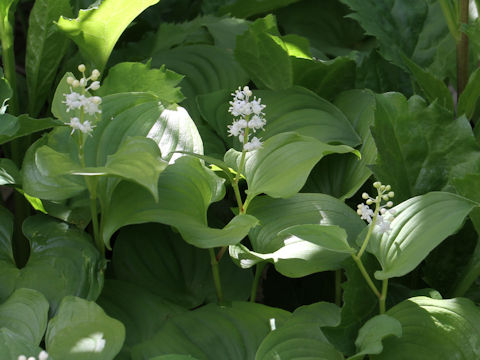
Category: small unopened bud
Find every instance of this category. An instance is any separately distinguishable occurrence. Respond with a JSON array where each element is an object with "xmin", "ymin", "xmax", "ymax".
[
  {"xmin": 357, "ymin": 209, "xmax": 362, "ymax": 215},
  {"xmin": 38, "ymin": 351, "xmax": 49, "ymax": 360},
  {"xmin": 362, "ymin": 192, "xmax": 369, "ymax": 199},
  {"xmin": 17, "ymin": 356, "xmax": 27, "ymax": 360},
  {"xmin": 78, "ymin": 64, "xmax": 86, "ymax": 72},
  {"xmin": 382, "ymin": 195, "xmax": 389, "ymax": 201},
  {"xmin": 66, "ymin": 76, "xmax": 75, "ymax": 85},
  {"xmin": 91, "ymin": 96, "xmax": 102, "ymax": 104},
  {"xmin": 89, "ymin": 81, "xmax": 100, "ymax": 91},
  {"xmin": 366, "ymin": 199, "xmax": 373, "ymax": 205},
  {"xmin": 373, "ymin": 181, "xmax": 381, "ymax": 188},
  {"xmin": 91, "ymin": 69, "xmax": 100, "ymax": 80},
  {"xmin": 79, "ymin": 78, "xmax": 87, "ymax": 87},
  {"xmin": 380, "ymin": 185, "xmax": 386, "ymax": 192},
  {"xmin": 27, "ymin": 357, "xmax": 35, "ymax": 360},
  {"xmin": 385, "ymin": 185, "xmax": 391, "ymax": 191},
  {"xmin": 386, "ymin": 201, "xmax": 393, "ymax": 207},
  {"xmin": 72, "ymin": 80, "xmax": 80, "ymax": 88},
  {"xmin": 388, "ymin": 191, "xmax": 394, "ymax": 198},
  {"xmin": 380, "ymin": 208, "xmax": 387, "ymax": 215}
]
